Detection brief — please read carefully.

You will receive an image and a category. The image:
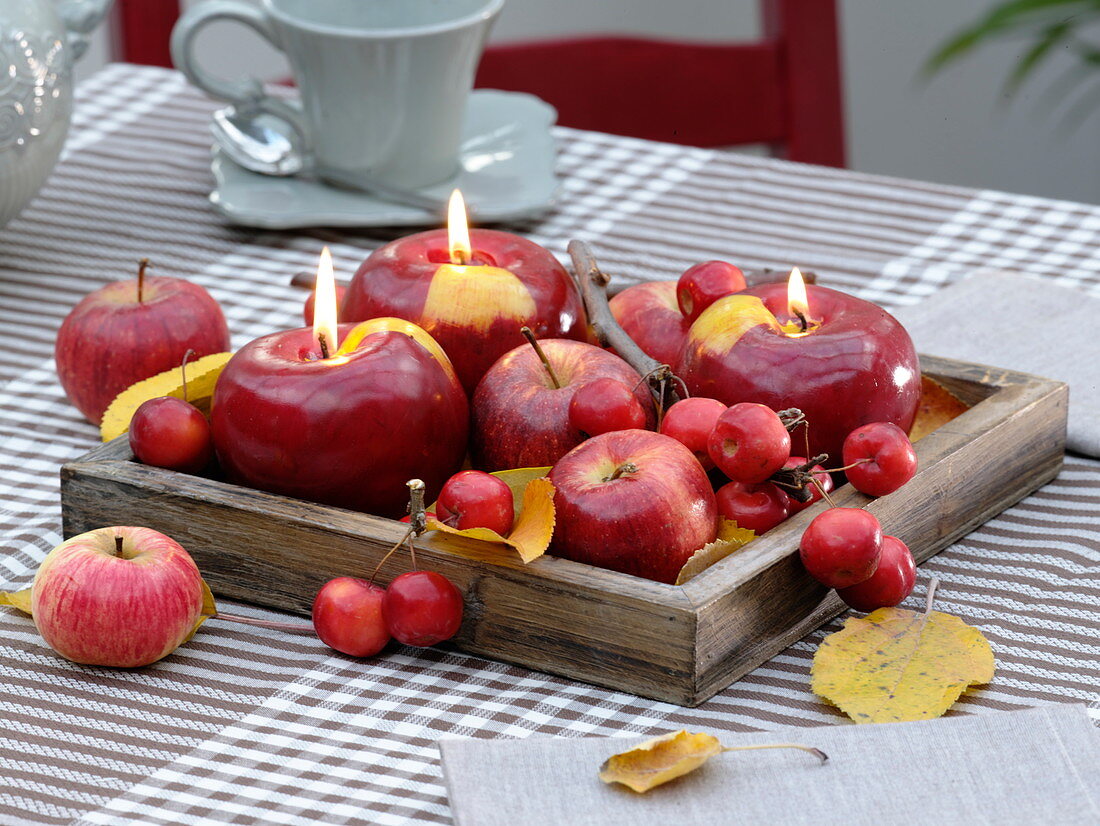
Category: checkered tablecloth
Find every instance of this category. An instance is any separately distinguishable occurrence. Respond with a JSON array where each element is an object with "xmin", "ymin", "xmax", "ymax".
[{"xmin": 1, "ymin": 65, "xmax": 1097, "ymax": 825}]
